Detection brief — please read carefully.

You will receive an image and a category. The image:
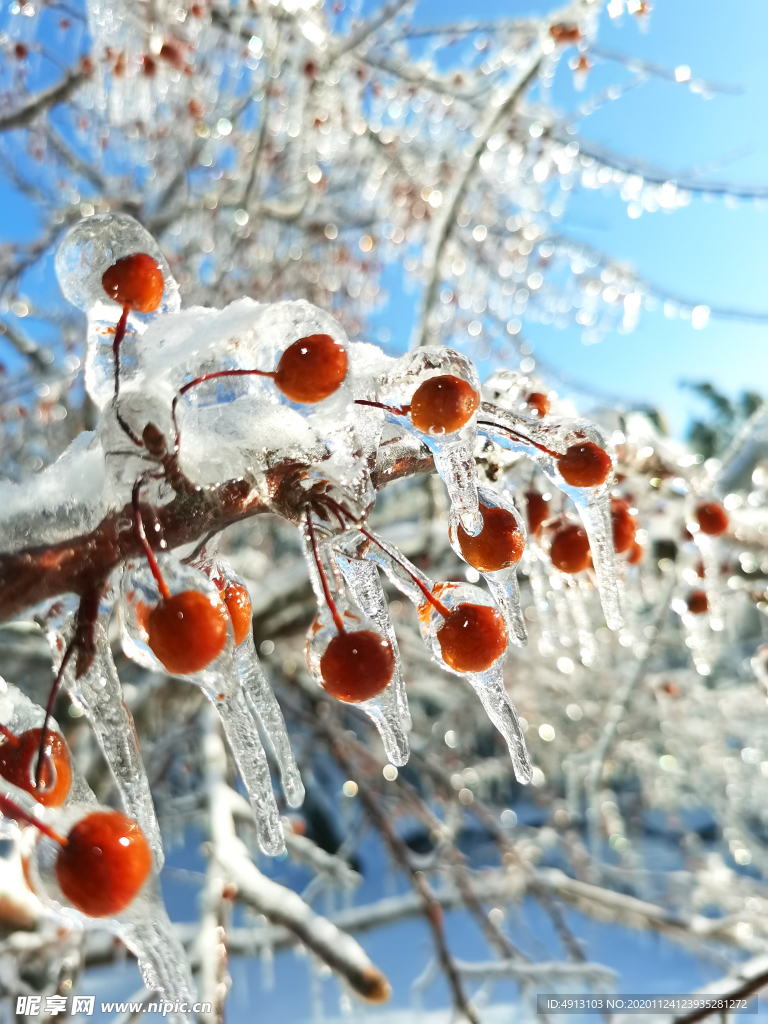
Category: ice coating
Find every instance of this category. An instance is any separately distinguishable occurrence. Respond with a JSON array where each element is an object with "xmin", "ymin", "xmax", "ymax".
[
  {"xmin": 55, "ymin": 214, "xmax": 180, "ymax": 411},
  {"xmin": 118, "ymin": 558, "xmax": 284, "ymax": 855},
  {"xmin": 477, "ymin": 410, "xmax": 622, "ymax": 631},
  {"xmin": 26, "ymin": 803, "xmax": 195, "ymax": 1023},
  {"xmin": 448, "ymin": 485, "xmax": 528, "ymax": 648},
  {"xmin": 237, "ymin": 635, "xmax": 305, "ymax": 807},
  {"xmin": 373, "ymin": 347, "xmax": 482, "ymax": 535},
  {"xmin": 0, "ymin": 679, "xmax": 93, "ymax": 807},
  {"xmin": 0, "ymin": 432, "xmax": 110, "ymax": 555},
  {"xmin": 334, "ymin": 550, "xmax": 410, "ymax": 766},
  {"xmin": 301, "ymin": 522, "xmax": 408, "ymax": 762},
  {"xmin": 338, "ymin": 529, "xmax": 532, "ymax": 781},
  {"xmin": 44, "ymin": 605, "xmax": 164, "ymax": 865}
]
